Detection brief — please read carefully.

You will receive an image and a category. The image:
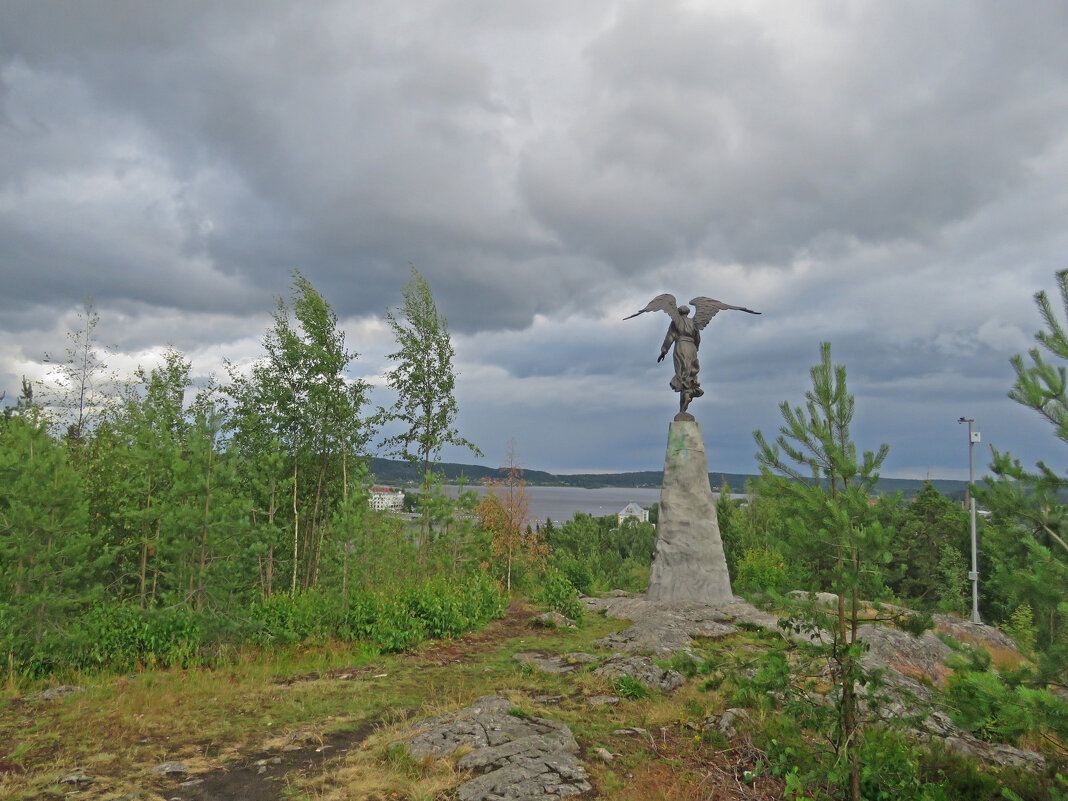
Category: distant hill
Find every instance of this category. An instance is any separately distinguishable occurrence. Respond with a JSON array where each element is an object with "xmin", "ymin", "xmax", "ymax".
[{"xmin": 367, "ymin": 458, "xmax": 968, "ymax": 500}]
